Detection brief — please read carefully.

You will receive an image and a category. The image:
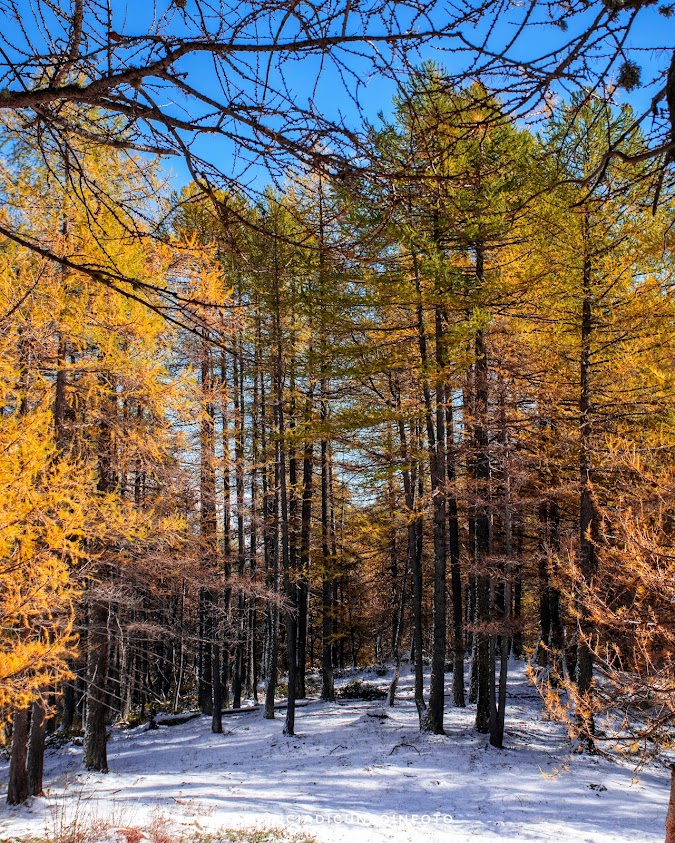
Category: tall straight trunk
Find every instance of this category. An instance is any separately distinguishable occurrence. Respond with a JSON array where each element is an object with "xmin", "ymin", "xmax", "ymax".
[
  {"xmin": 537, "ymin": 499, "xmax": 553, "ymax": 667},
  {"xmin": 221, "ymin": 350, "xmax": 233, "ymax": 708},
  {"xmin": 232, "ymin": 334, "xmax": 247, "ymax": 709},
  {"xmin": 200, "ymin": 347, "xmax": 220, "ymax": 728},
  {"xmin": 27, "ymin": 699, "xmax": 46, "ymax": 796},
  {"xmin": 387, "ymin": 460, "xmax": 399, "ymax": 660},
  {"xmin": 317, "ymin": 179, "xmax": 334, "ymax": 704},
  {"xmin": 268, "ymin": 248, "xmax": 297, "ymax": 736},
  {"xmin": 412, "ymin": 252, "xmax": 445, "ymax": 732},
  {"xmin": 473, "ymin": 244, "xmax": 492, "ymax": 735},
  {"xmin": 536, "ymin": 410, "xmax": 564, "ymax": 669},
  {"xmin": 173, "ymin": 581, "xmax": 186, "ymax": 712},
  {"xmin": 249, "ymin": 340, "xmax": 260, "ymax": 703},
  {"xmin": 320, "ymin": 430, "xmax": 334, "ymax": 702},
  {"xmin": 83, "ymin": 596, "xmax": 109, "ymax": 771},
  {"xmin": 331, "ymin": 470, "xmax": 342, "ymax": 670},
  {"xmin": 548, "ymin": 499, "xmax": 564, "ymax": 667},
  {"xmin": 264, "ymin": 490, "xmax": 280, "ymax": 719},
  {"xmin": 84, "ymin": 381, "xmax": 115, "ymax": 772},
  {"xmin": 296, "ymin": 418, "xmax": 313, "ymax": 698},
  {"xmin": 61, "ymin": 673, "xmax": 75, "ymax": 730},
  {"xmin": 211, "ymin": 627, "xmax": 223, "ymax": 733},
  {"xmin": 198, "ymin": 590, "xmax": 213, "ymax": 714},
  {"xmin": 7, "ymin": 707, "xmax": 30, "ymax": 804},
  {"xmin": 537, "ymin": 494, "xmax": 564, "ymax": 669},
  {"xmin": 397, "ymin": 413, "xmax": 425, "ymax": 722},
  {"xmin": 32, "ymin": 335, "xmax": 67, "ymax": 787},
  {"xmin": 414, "ymin": 437, "xmax": 427, "ymax": 719},
  {"xmin": 576, "ymin": 215, "xmax": 597, "ymax": 751},
  {"xmin": 425, "ymin": 303, "xmax": 447, "ymax": 734},
  {"xmin": 263, "ymin": 369, "xmax": 280, "ymax": 719},
  {"xmin": 490, "ymin": 393, "xmax": 511, "ymax": 749},
  {"xmin": 446, "ymin": 382, "xmax": 465, "ymax": 707},
  {"xmin": 511, "ymin": 514, "xmax": 524, "ymax": 659},
  {"xmin": 287, "ymin": 362, "xmax": 301, "ymax": 710},
  {"xmin": 388, "ymin": 564, "xmax": 408, "ymax": 707}
]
